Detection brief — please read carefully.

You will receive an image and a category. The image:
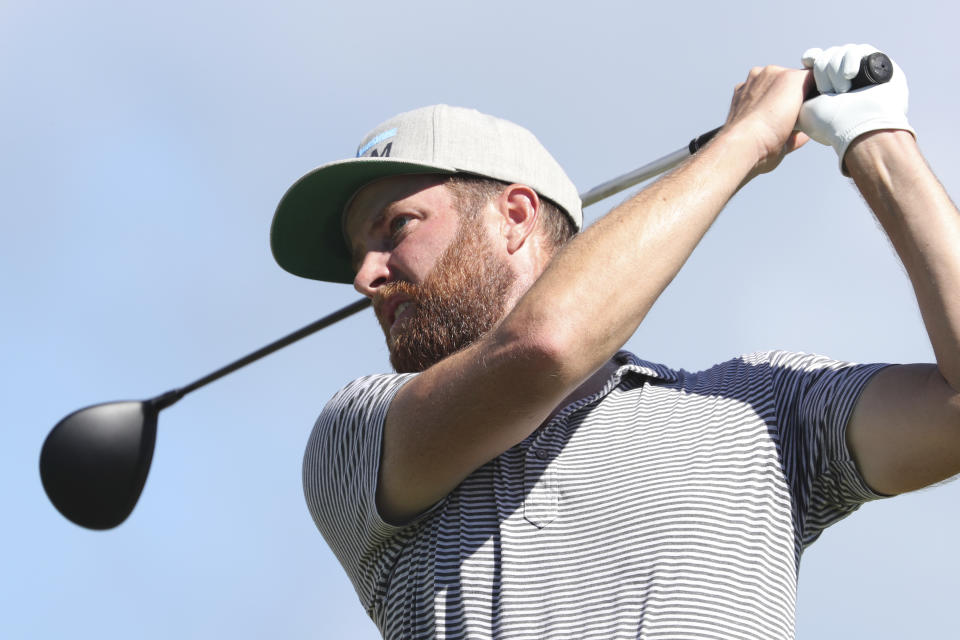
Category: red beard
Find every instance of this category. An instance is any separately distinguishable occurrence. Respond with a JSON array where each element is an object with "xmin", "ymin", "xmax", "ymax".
[{"xmin": 373, "ymin": 223, "xmax": 513, "ymax": 373}]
